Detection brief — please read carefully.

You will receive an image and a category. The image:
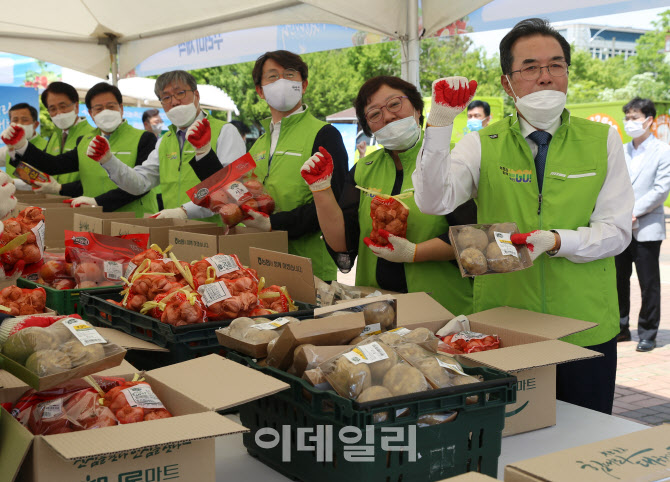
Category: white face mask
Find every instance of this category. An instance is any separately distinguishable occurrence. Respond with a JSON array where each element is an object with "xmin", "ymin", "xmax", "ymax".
[
  {"xmin": 51, "ymin": 110, "xmax": 77, "ymax": 130},
  {"xmin": 93, "ymin": 109, "xmax": 123, "ymax": 133},
  {"xmin": 262, "ymin": 79, "xmax": 303, "ymax": 112},
  {"xmin": 624, "ymin": 117, "xmax": 650, "ymax": 139},
  {"xmin": 151, "ymin": 123, "xmax": 164, "ymax": 136},
  {"xmin": 13, "ymin": 123, "xmax": 34, "ymax": 140},
  {"xmin": 166, "ymin": 103, "xmax": 197, "ymax": 128},
  {"xmin": 506, "ymin": 77, "xmax": 566, "ymax": 130},
  {"xmin": 373, "ymin": 116, "xmax": 421, "ymax": 151}
]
